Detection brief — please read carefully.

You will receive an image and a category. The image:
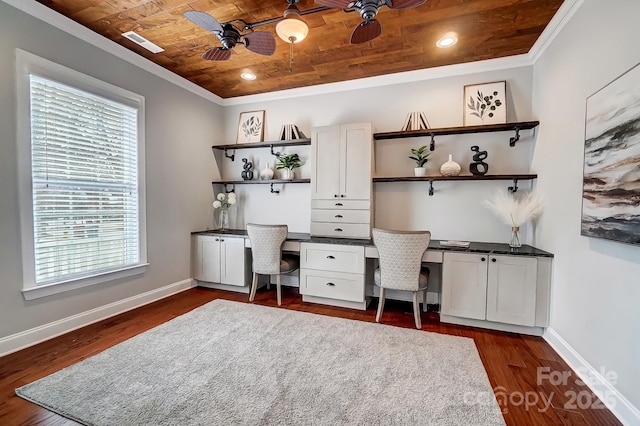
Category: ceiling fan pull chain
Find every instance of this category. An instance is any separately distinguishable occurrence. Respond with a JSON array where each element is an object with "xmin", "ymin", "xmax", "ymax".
[{"xmin": 288, "ymin": 38, "xmax": 295, "ymax": 72}]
